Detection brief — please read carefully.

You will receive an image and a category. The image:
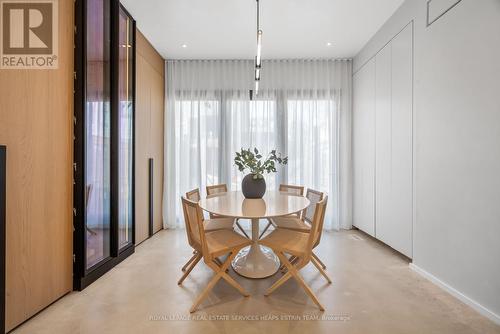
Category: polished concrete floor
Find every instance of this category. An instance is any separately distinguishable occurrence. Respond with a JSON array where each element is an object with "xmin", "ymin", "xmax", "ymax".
[{"xmin": 12, "ymin": 228, "xmax": 500, "ymax": 334}]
